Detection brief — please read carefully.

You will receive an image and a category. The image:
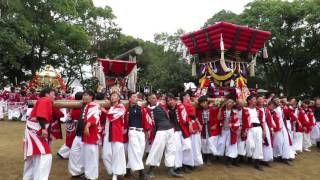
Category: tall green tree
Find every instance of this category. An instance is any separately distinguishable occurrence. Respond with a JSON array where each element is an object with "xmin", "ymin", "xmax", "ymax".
[{"xmin": 0, "ymin": 0, "xmax": 119, "ymax": 87}]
